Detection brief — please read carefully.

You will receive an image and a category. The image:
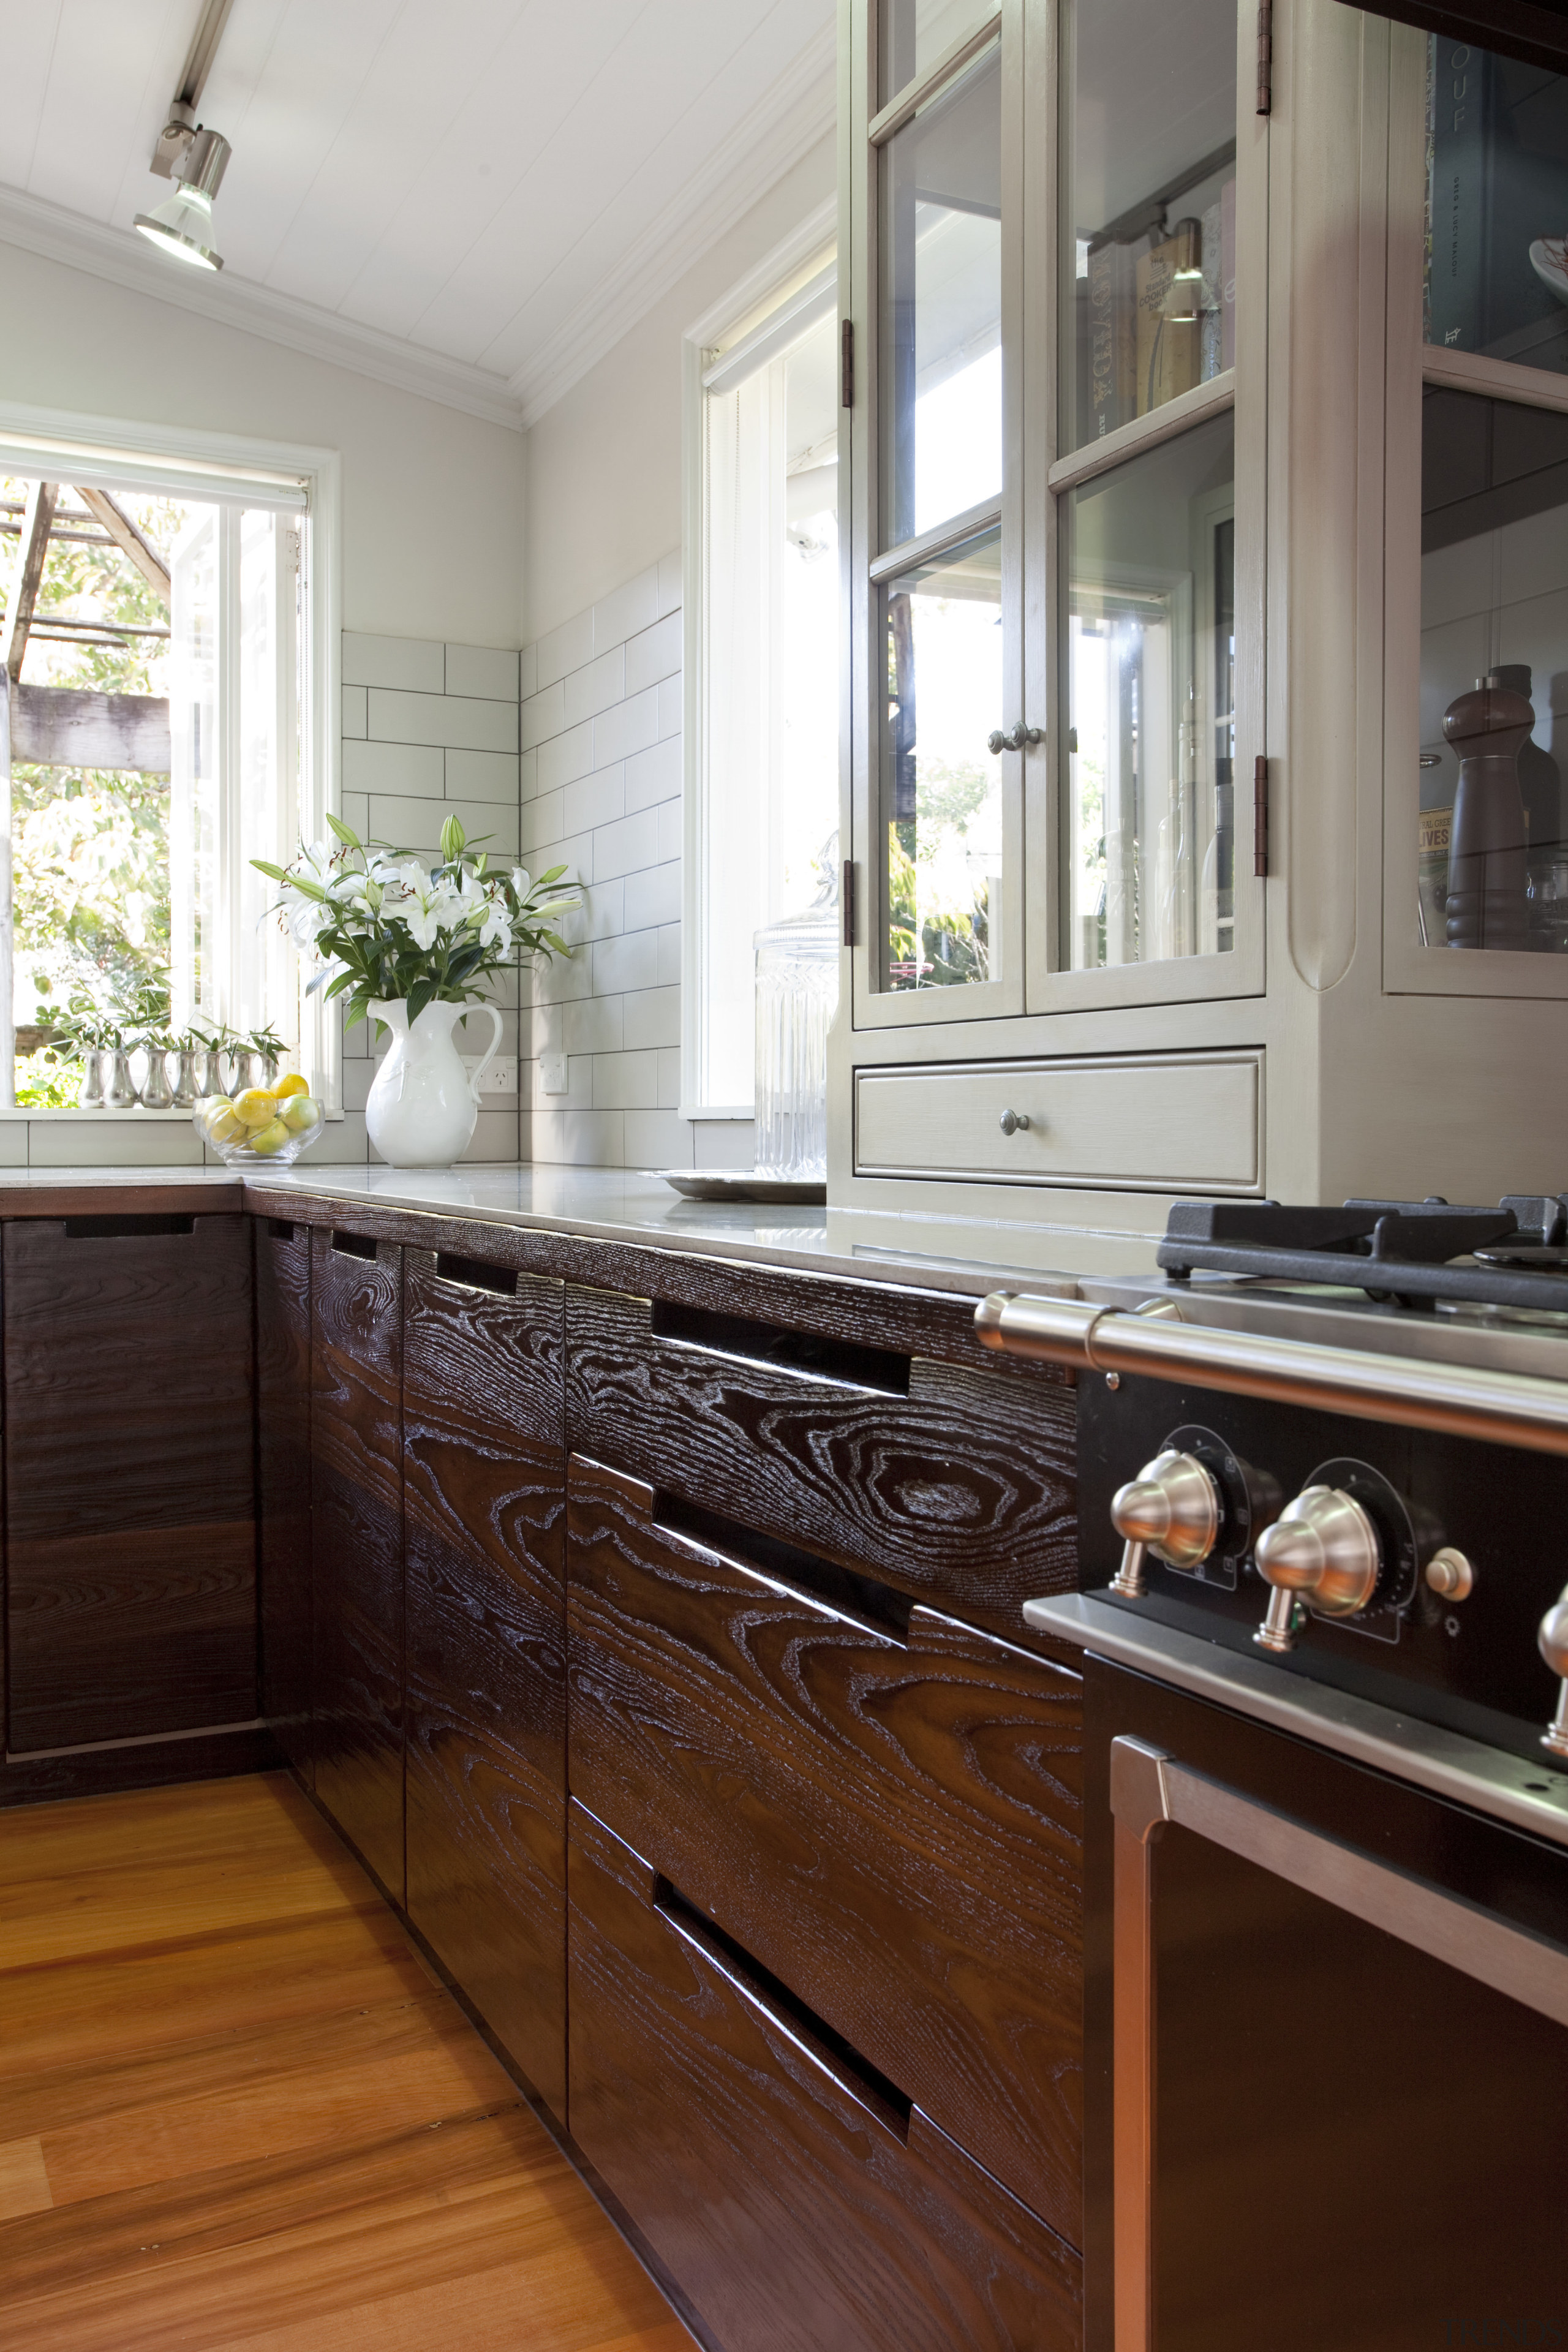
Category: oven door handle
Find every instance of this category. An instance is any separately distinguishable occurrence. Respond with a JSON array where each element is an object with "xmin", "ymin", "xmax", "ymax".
[{"xmin": 1109, "ymin": 1734, "xmax": 1568, "ymax": 2352}]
